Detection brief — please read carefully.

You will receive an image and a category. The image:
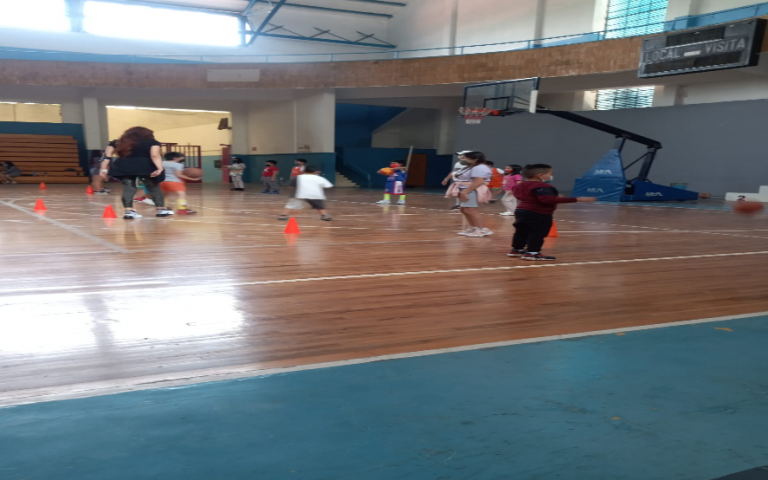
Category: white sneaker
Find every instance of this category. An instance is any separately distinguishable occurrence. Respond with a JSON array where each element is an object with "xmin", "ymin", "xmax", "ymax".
[
  {"xmin": 376, "ymin": 200, "xmax": 391, "ymax": 205},
  {"xmin": 457, "ymin": 227, "xmax": 477, "ymax": 236},
  {"xmin": 499, "ymin": 212, "xmax": 514, "ymax": 216},
  {"xmin": 141, "ymin": 198, "xmax": 155, "ymax": 206},
  {"xmin": 155, "ymin": 209, "xmax": 175, "ymax": 217},
  {"xmin": 479, "ymin": 228, "xmax": 494, "ymax": 236},
  {"xmin": 465, "ymin": 230, "xmax": 487, "ymax": 238},
  {"xmin": 123, "ymin": 210, "xmax": 142, "ymax": 219},
  {"xmin": 397, "ymin": 200, "xmax": 406, "ymax": 205}
]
